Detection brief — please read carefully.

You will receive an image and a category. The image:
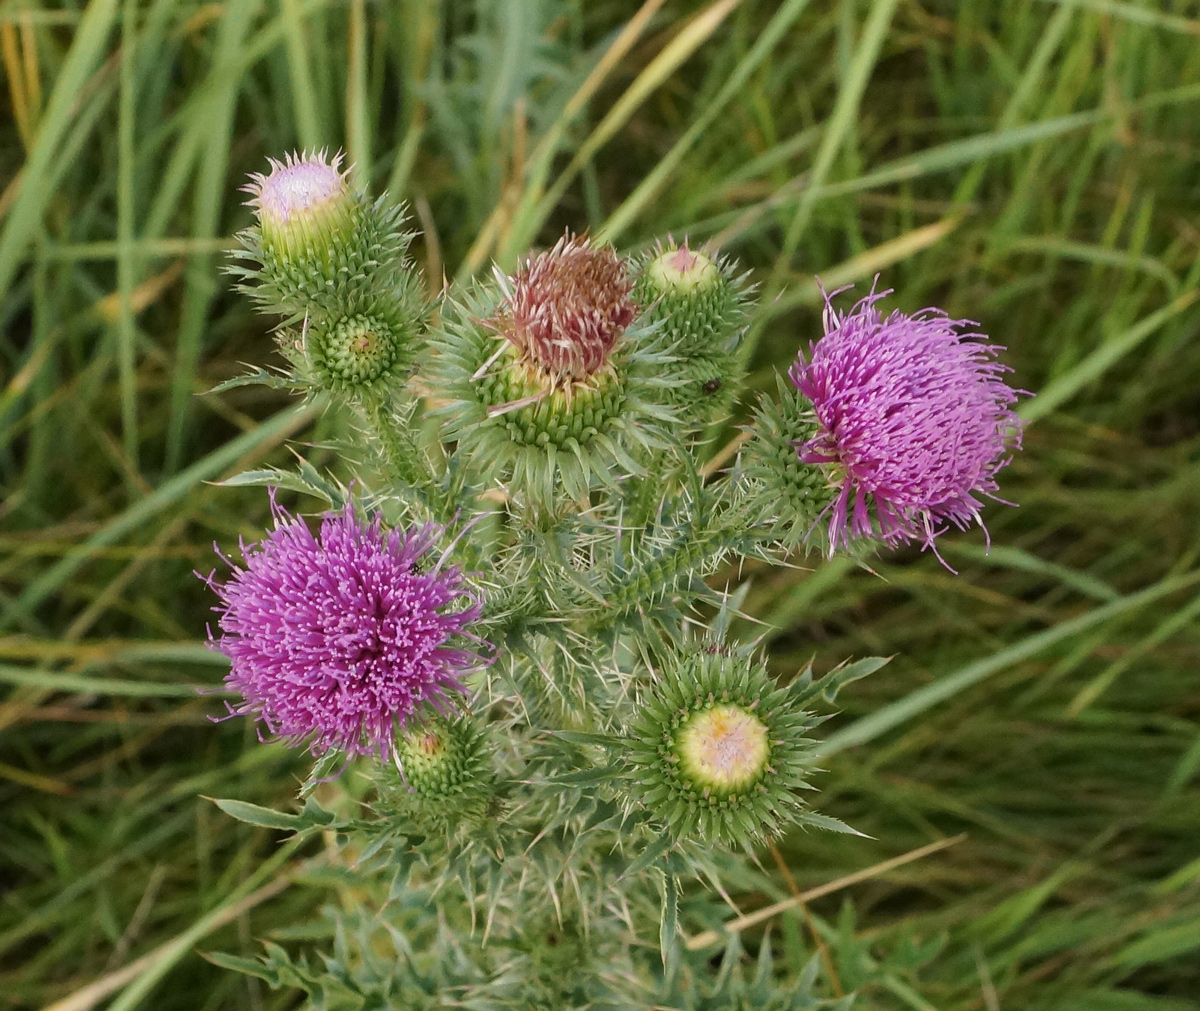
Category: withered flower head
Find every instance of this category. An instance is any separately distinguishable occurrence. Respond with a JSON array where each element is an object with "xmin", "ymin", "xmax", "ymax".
[{"xmin": 494, "ymin": 232, "xmax": 636, "ymax": 384}]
